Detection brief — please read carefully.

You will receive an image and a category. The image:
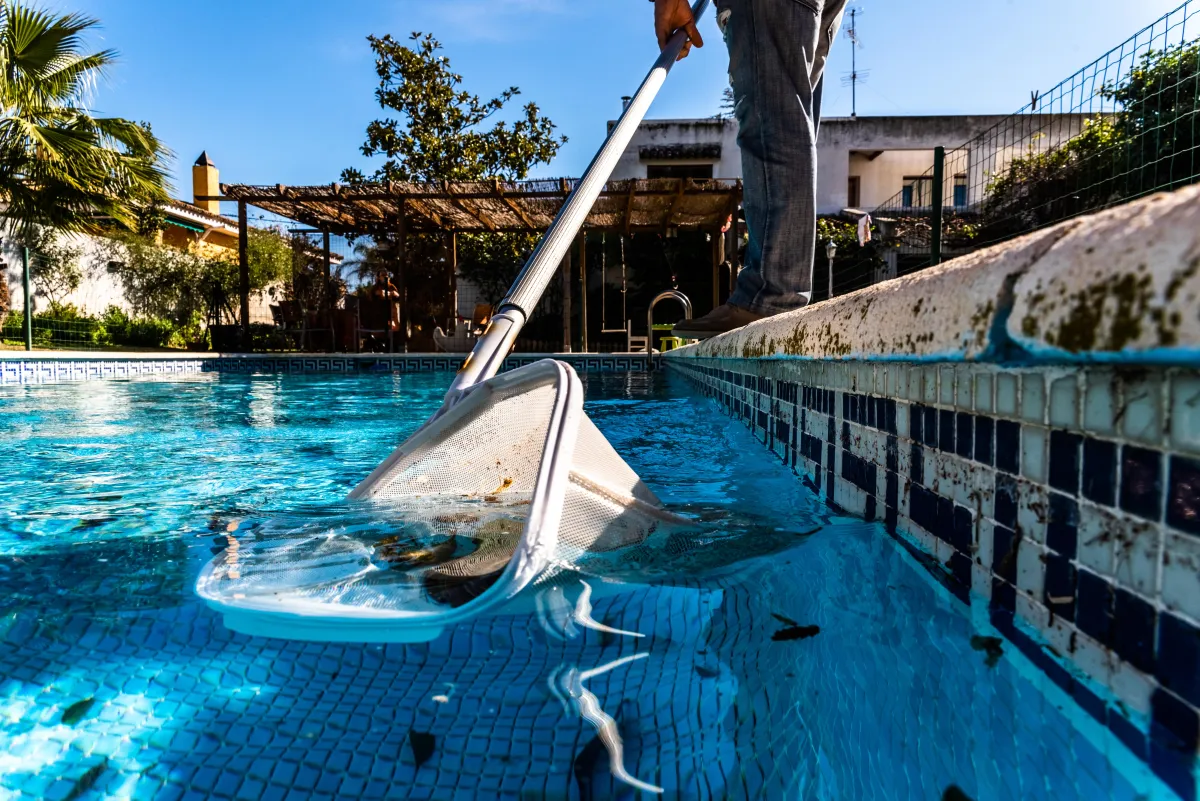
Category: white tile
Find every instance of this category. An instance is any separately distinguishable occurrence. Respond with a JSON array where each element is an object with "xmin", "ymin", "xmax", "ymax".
[
  {"xmin": 1017, "ymin": 540, "xmax": 1046, "ymax": 598},
  {"xmin": 1021, "ymin": 373, "xmax": 1046, "ymax": 424},
  {"xmin": 972, "ymin": 564, "xmax": 993, "ymax": 599},
  {"xmin": 1083, "ymin": 371, "xmax": 1117, "ymax": 436},
  {"xmin": 1071, "ymin": 630, "xmax": 1115, "ymax": 689},
  {"xmin": 896, "ymin": 403, "xmax": 909, "ymax": 440},
  {"xmin": 940, "ymin": 366, "xmax": 955, "ymax": 405},
  {"xmin": 1049, "ymin": 375, "xmax": 1079, "ymax": 429},
  {"xmin": 1121, "ymin": 373, "xmax": 1164, "ymax": 446},
  {"xmin": 1107, "ymin": 658, "xmax": 1154, "ymax": 718},
  {"xmin": 975, "ymin": 372, "xmax": 994, "ymax": 414},
  {"xmin": 923, "ymin": 367, "xmax": 938, "ymax": 404},
  {"xmin": 996, "ymin": 373, "xmax": 1018, "ymax": 417},
  {"xmin": 1021, "ymin": 426, "xmax": 1048, "ymax": 484},
  {"xmin": 1111, "ymin": 518, "xmax": 1162, "ymax": 598},
  {"xmin": 1169, "ymin": 373, "xmax": 1200, "ymax": 455},
  {"xmin": 1018, "ymin": 481, "xmax": 1049, "ymax": 545},
  {"xmin": 978, "ymin": 519, "xmax": 996, "ymax": 568},
  {"xmin": 908, "ymin": 368, "xmax": 924, "ymax": 401},
  {"xmin": 956, "ymin": 366, "xmax": 973, "ymax": 410},
  {"xmin": 1162, "ymin": 531, "xmax": 1200, "ymax": 621},
  {"xmin": 1077, "ymin": 503, "xmax": 1116, "ymax": 578}
]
